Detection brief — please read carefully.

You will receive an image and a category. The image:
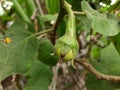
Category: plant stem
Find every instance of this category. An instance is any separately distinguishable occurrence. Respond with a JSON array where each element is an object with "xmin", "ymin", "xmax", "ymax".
[
  {"xmin": 52, "ymin": 0, "xmax": 66, "ymax": 44},
  {"xmin": 73, "ymin": 11, "xmax": 86, "ymax": 15},
  {"xmin": 25, "ymin": 0, "xmax": 36, "ymax": 17},
  {"xmin": 75, "ymin": 59, "xmax": 120, "ymax": 82},
  {"xmin": 34, "ymin": 29, "xmax": 54, "ymax": 36},
  {"xmin": 62, "ymin": 0, "xmax": 76, "ymax": 37},
  {"xmin": 35, "ymin": 0, "xmax": 44, "ymax": 15},
  {"xmin": 63, "ymin": 0, "xmax": 73, "ymax": 15},
  {"xmin": 12, "ymin": 0, "xmax": 31, "ymax": 23}
]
